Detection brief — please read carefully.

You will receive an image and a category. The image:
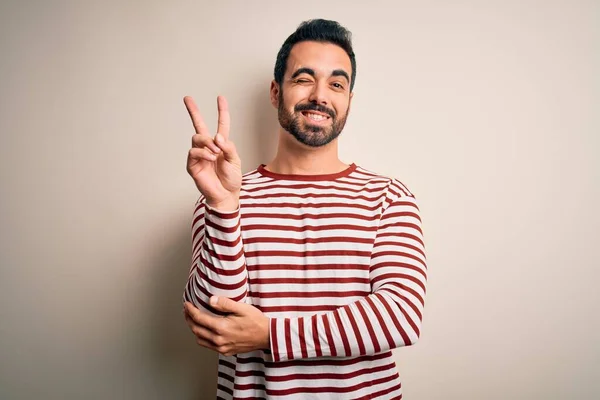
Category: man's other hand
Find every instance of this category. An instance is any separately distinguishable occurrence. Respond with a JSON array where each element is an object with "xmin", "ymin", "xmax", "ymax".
[{"xmin": 183, "ymin": 297, "xmax": 270, "ymax": 356}]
